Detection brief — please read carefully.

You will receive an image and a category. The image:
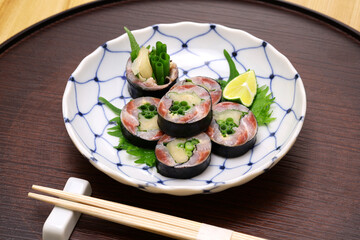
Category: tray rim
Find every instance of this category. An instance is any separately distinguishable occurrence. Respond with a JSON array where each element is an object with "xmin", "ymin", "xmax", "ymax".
[{"xmin": 0, "ymin": 0, "xmax": 359, "ymax": 55}]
